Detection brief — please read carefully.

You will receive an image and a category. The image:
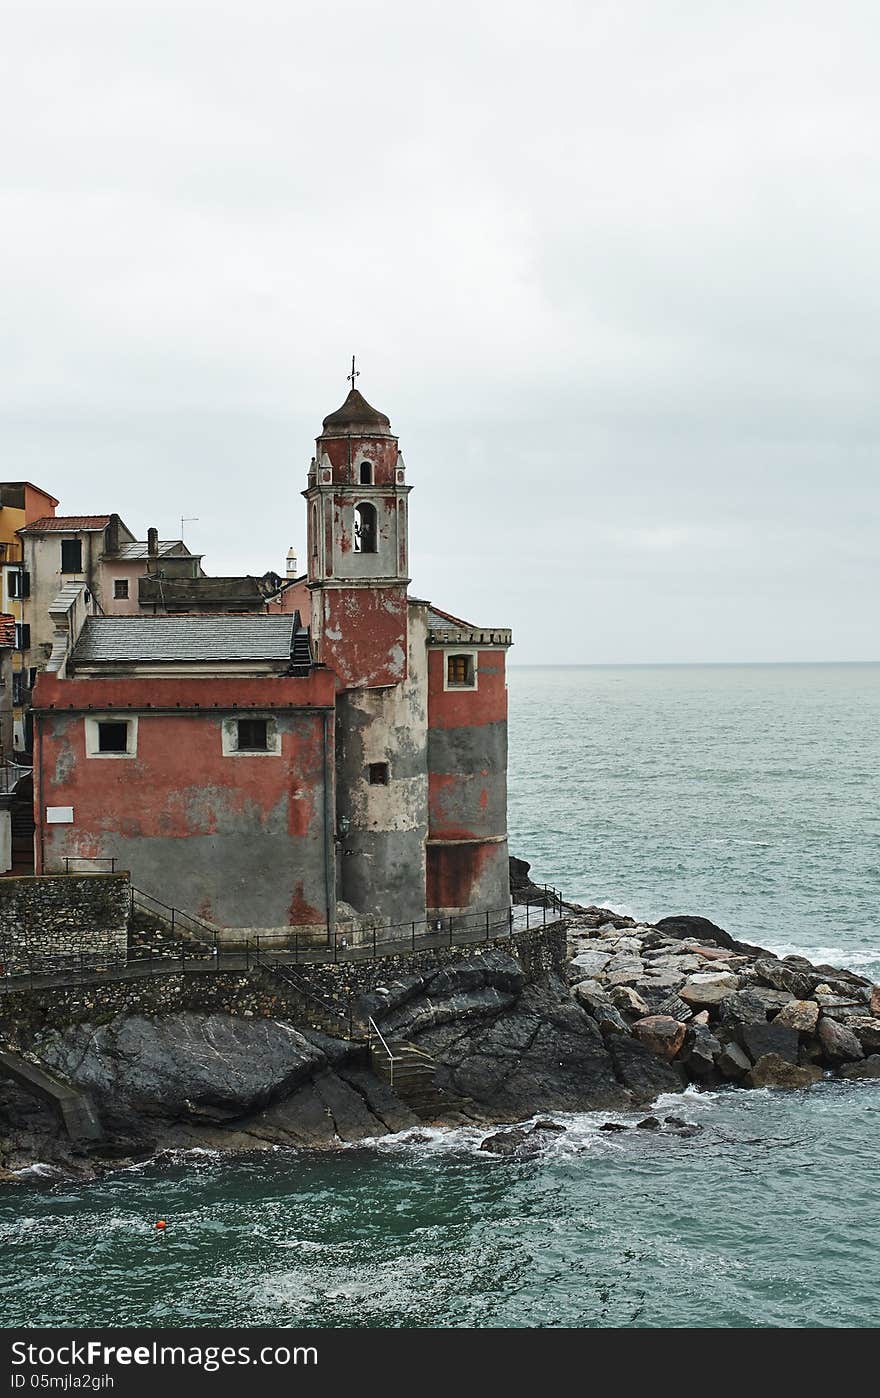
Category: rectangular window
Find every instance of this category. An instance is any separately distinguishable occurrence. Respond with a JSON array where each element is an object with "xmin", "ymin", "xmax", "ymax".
[
  {"xmin": 368, "ymin": 761, "xmax": 389, "ymax": 785},
  {"xmin": 97, "ymin": 721, "xmax": 129, "ymax": 753},
  {"xmin": 14, "ymin": 623, "xmax": 30, "ymax": 651},
  {"xmin": 12, "ymin": 672, "xmax": 25, "ymax": 705},
  {"xmin": 8, "ymin": 570, "xmax": 30, "ymax": 598},
  {"xmin": 237, "ymin": 718, "xmax": 268, "ymax": 751},
  {"xmin": 447, "ymin": 653, "xmax": 476, "ymax": 687},
  {"xmin": 114, "ymin": 578, "xmax": 129, "ymax": 599},
  {"xmin": 61, "ymin": 539, "xmax": 83, "ymax": 573}
]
